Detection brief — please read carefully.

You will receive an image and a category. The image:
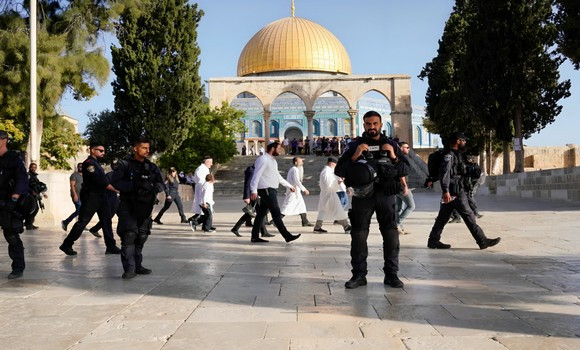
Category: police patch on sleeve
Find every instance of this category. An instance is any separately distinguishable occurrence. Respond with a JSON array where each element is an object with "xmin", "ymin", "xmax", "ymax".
[
  {"xmin": 444, "ymin": 154, "xmax": 452, "ymax": 162},
  {"xmin": 87, "ymin": 165, "xmax": 95, "ymax": 173}
]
